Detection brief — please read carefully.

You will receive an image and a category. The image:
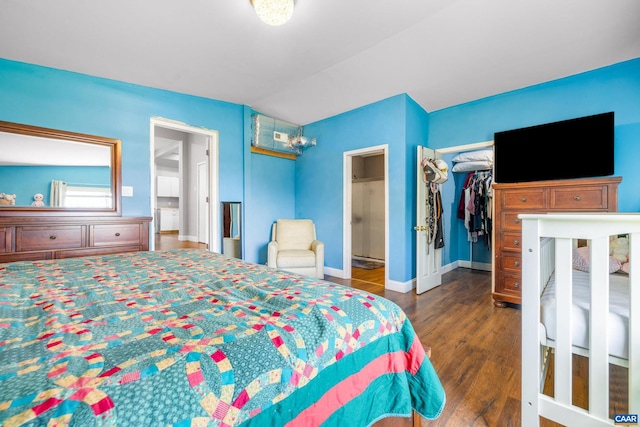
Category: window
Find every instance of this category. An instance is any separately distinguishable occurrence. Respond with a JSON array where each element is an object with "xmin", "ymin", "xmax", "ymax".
[{"xmin": 64, "ymin": 186, "xmax": 112, "ymax": 208}]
